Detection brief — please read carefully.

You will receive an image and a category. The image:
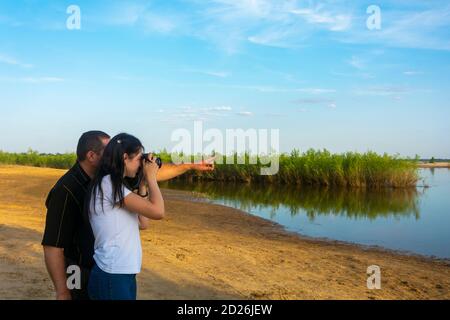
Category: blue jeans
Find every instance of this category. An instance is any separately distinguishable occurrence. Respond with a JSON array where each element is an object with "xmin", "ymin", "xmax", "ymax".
[{"xmin": 88, "ymin": 263, "xmax": 137, "ymax": 300}]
